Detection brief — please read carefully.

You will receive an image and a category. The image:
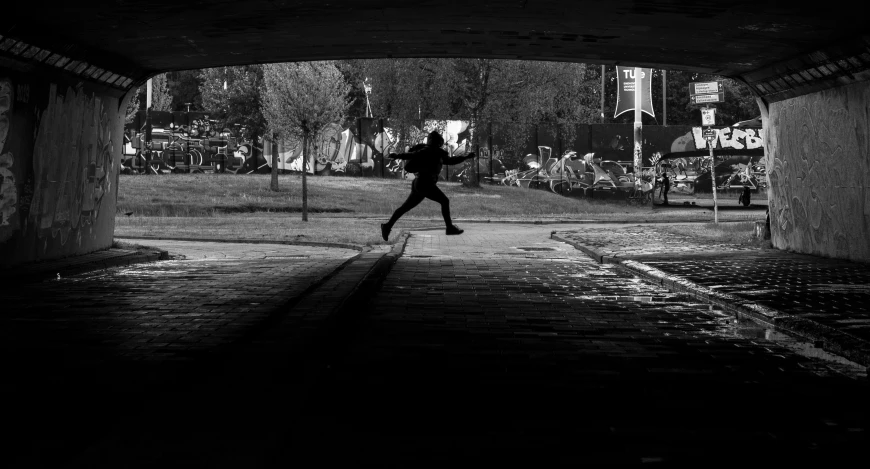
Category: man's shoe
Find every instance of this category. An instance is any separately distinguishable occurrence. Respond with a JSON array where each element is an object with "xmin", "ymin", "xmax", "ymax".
[
  {"xmin": 381, "ymin": 223, "xmax": 391, "ymax": 241},
  {"xmin": 446, "ymin": 225, "xmax": 464, "ymax": 235}
]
